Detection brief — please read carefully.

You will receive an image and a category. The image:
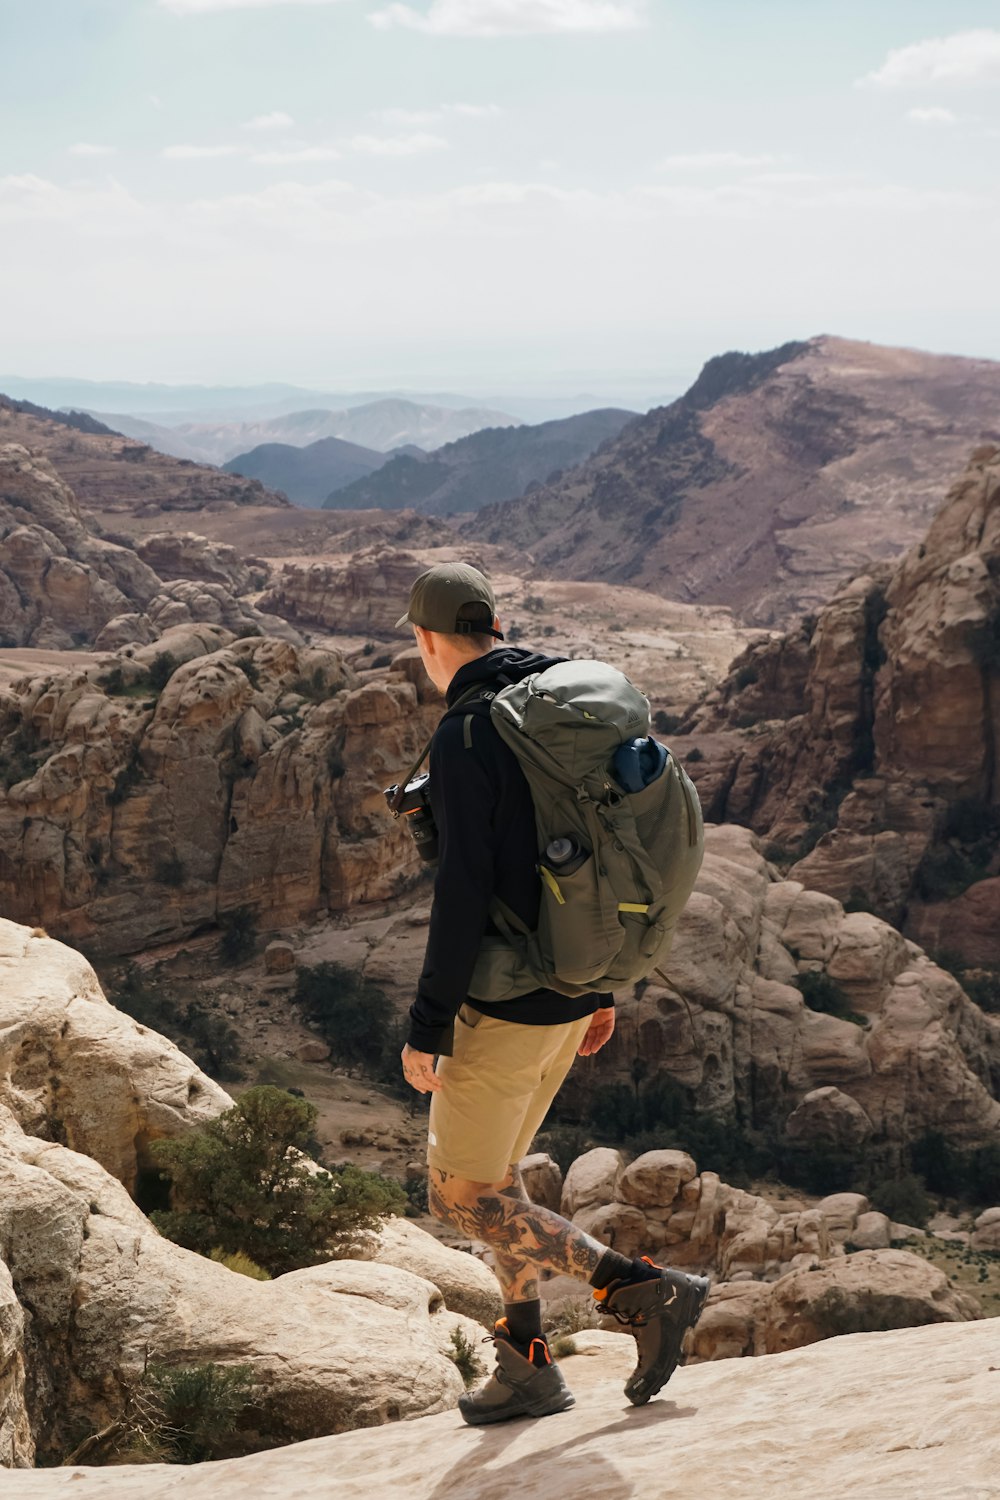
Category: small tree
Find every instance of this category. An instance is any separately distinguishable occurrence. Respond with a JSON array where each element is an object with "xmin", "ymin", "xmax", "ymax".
[
  {"xmin": 294, "ymin": 962, "xmax": 394, "ymax": 1076},
  {"xmin": 150, "ymin": 1086, "xmax": 404, "ymax": 1274}
]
